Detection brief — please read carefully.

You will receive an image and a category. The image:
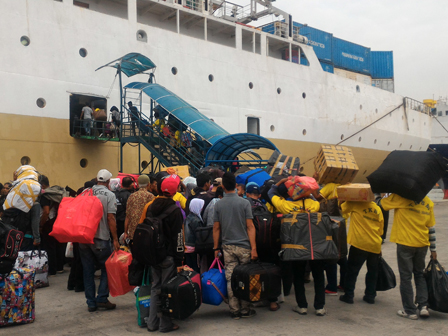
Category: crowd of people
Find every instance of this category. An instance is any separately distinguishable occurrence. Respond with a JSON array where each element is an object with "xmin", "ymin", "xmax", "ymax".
[{"xmin": 0, "ymin": 163, "xmax": 439, "ymax": 332}]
